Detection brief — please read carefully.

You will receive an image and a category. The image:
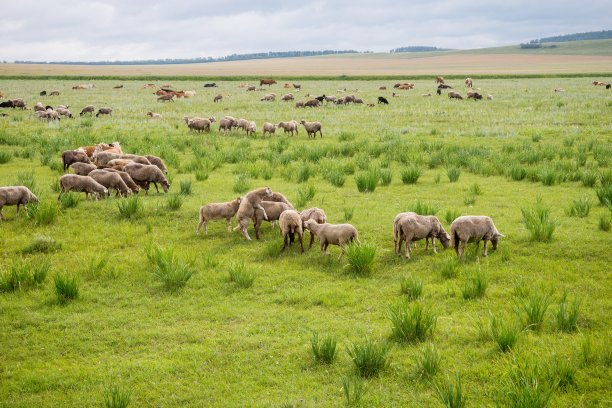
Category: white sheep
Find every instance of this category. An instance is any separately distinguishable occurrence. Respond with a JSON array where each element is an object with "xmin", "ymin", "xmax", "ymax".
[
  {"xmin": 279, "ymin": 210, "xmax": 304, "ymax": 252},
  {"xmin": 262, "ymin": 122, "xmax": 277, "ymax": 136},
  {"xmin": 304, "ymin": 219, "xmax": 361, "ymax": 260},
  {"xmin": 300, "ymin": 120, "xmax": 322, "ymax": 138},
  {"xmin": 233, "ymin": 187, "xmax": 274, "ymax": 240},
  {"xmin": 0, "ymin": 186, "xmax": 38, "ymax": 220},
  {"xmin": 197, "ymin": 197, "xmax": 242, "ymax": 234},
  {"xmin": 395, "ymin": 214, "xmax": 451, "ymax": 259},
  {"xmin": 246, "ymin": 121, "xmax": 256, "ymax": 136},
  {"xmin": 70, "ymin": 162, "xmax": 97, "ymax": 176},
  {"xmin": 58, "ymin": 174, "xmax": 108, "ymax": 201},
  {"xmin": 450, "ymin": 215, "xmax": 504, "ymax": 258},
  {"xmin": 252, "ymin": 201, "xmax": 292, "ymax": 239},
  {"xmin": 277, "ymin": 121, "xmax": 299, "ymax": 136},
  {"xmin": 300, "ymin": 207, "xmax": 327, "ymax": 248}
]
